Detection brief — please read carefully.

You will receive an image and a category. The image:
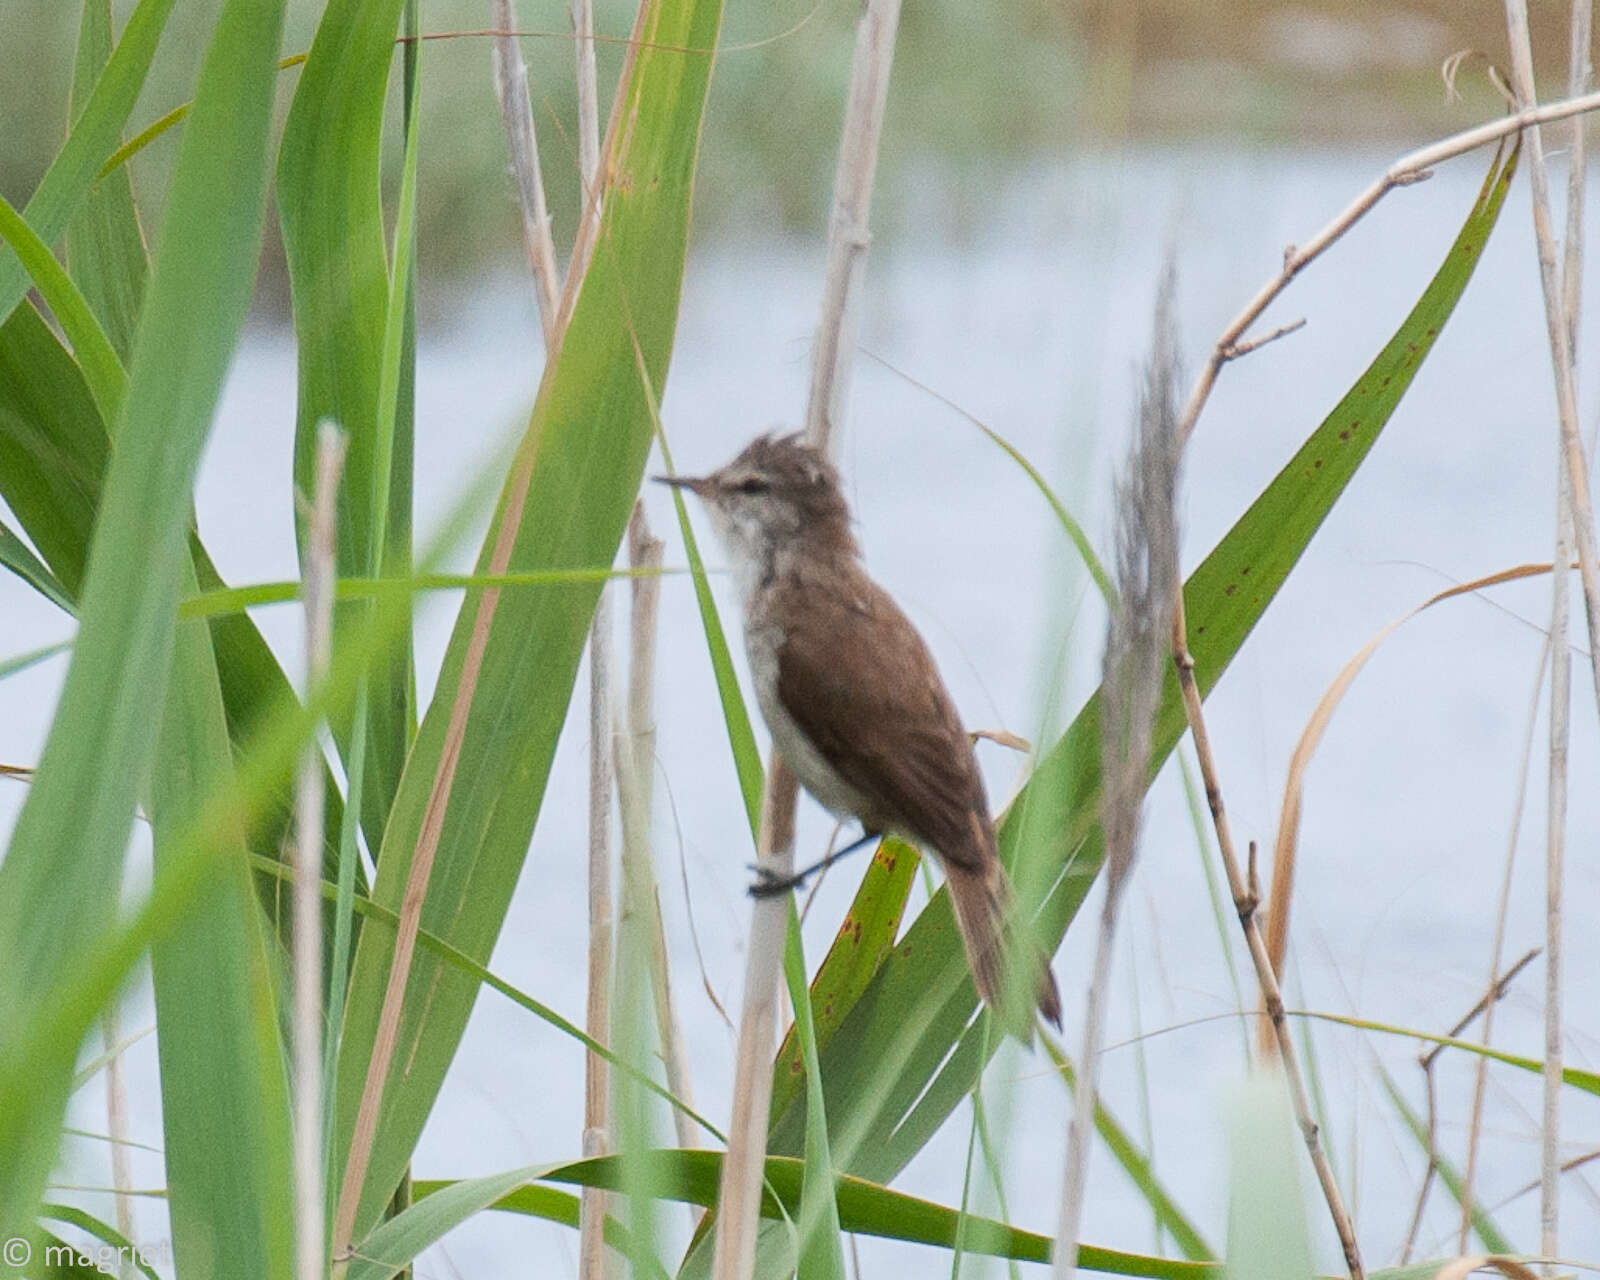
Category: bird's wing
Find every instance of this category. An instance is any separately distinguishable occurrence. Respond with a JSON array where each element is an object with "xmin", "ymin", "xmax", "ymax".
[{"xmin": 774, "ymin": 571, "xmax": 992, "ymax": 872}]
